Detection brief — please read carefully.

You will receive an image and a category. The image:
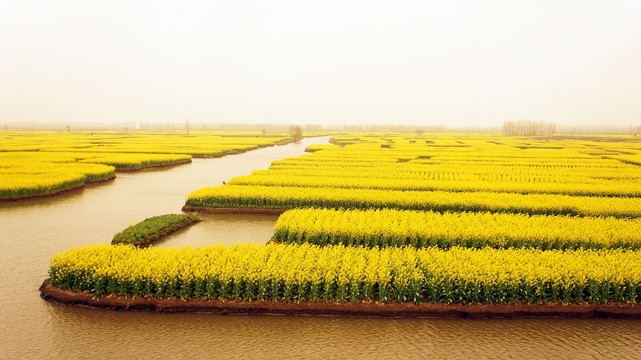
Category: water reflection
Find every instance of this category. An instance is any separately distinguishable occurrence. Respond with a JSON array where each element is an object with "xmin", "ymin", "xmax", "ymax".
[
  {"xmin": 159, "ymin": 213, "xmax": 279, "ymax": 248},
  {"xmin": 44, "ymin": 305, "xmax": 641, "ymax": 359}
]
